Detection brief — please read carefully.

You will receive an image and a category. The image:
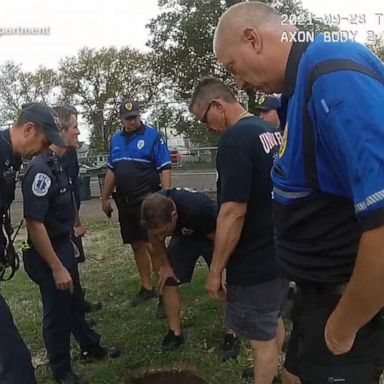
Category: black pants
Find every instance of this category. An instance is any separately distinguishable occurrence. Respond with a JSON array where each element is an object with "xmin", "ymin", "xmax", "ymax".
[
  {"xmin": 0, "ymin": 293, "xmax": 37, "ymax": 383},
  {"xmin": 284, "ymin": 287, "xmax": 384, "ymax": 383},
  {"xmin": 38, "ymin": 268, "xmax": 100, "ymax": 379}
]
